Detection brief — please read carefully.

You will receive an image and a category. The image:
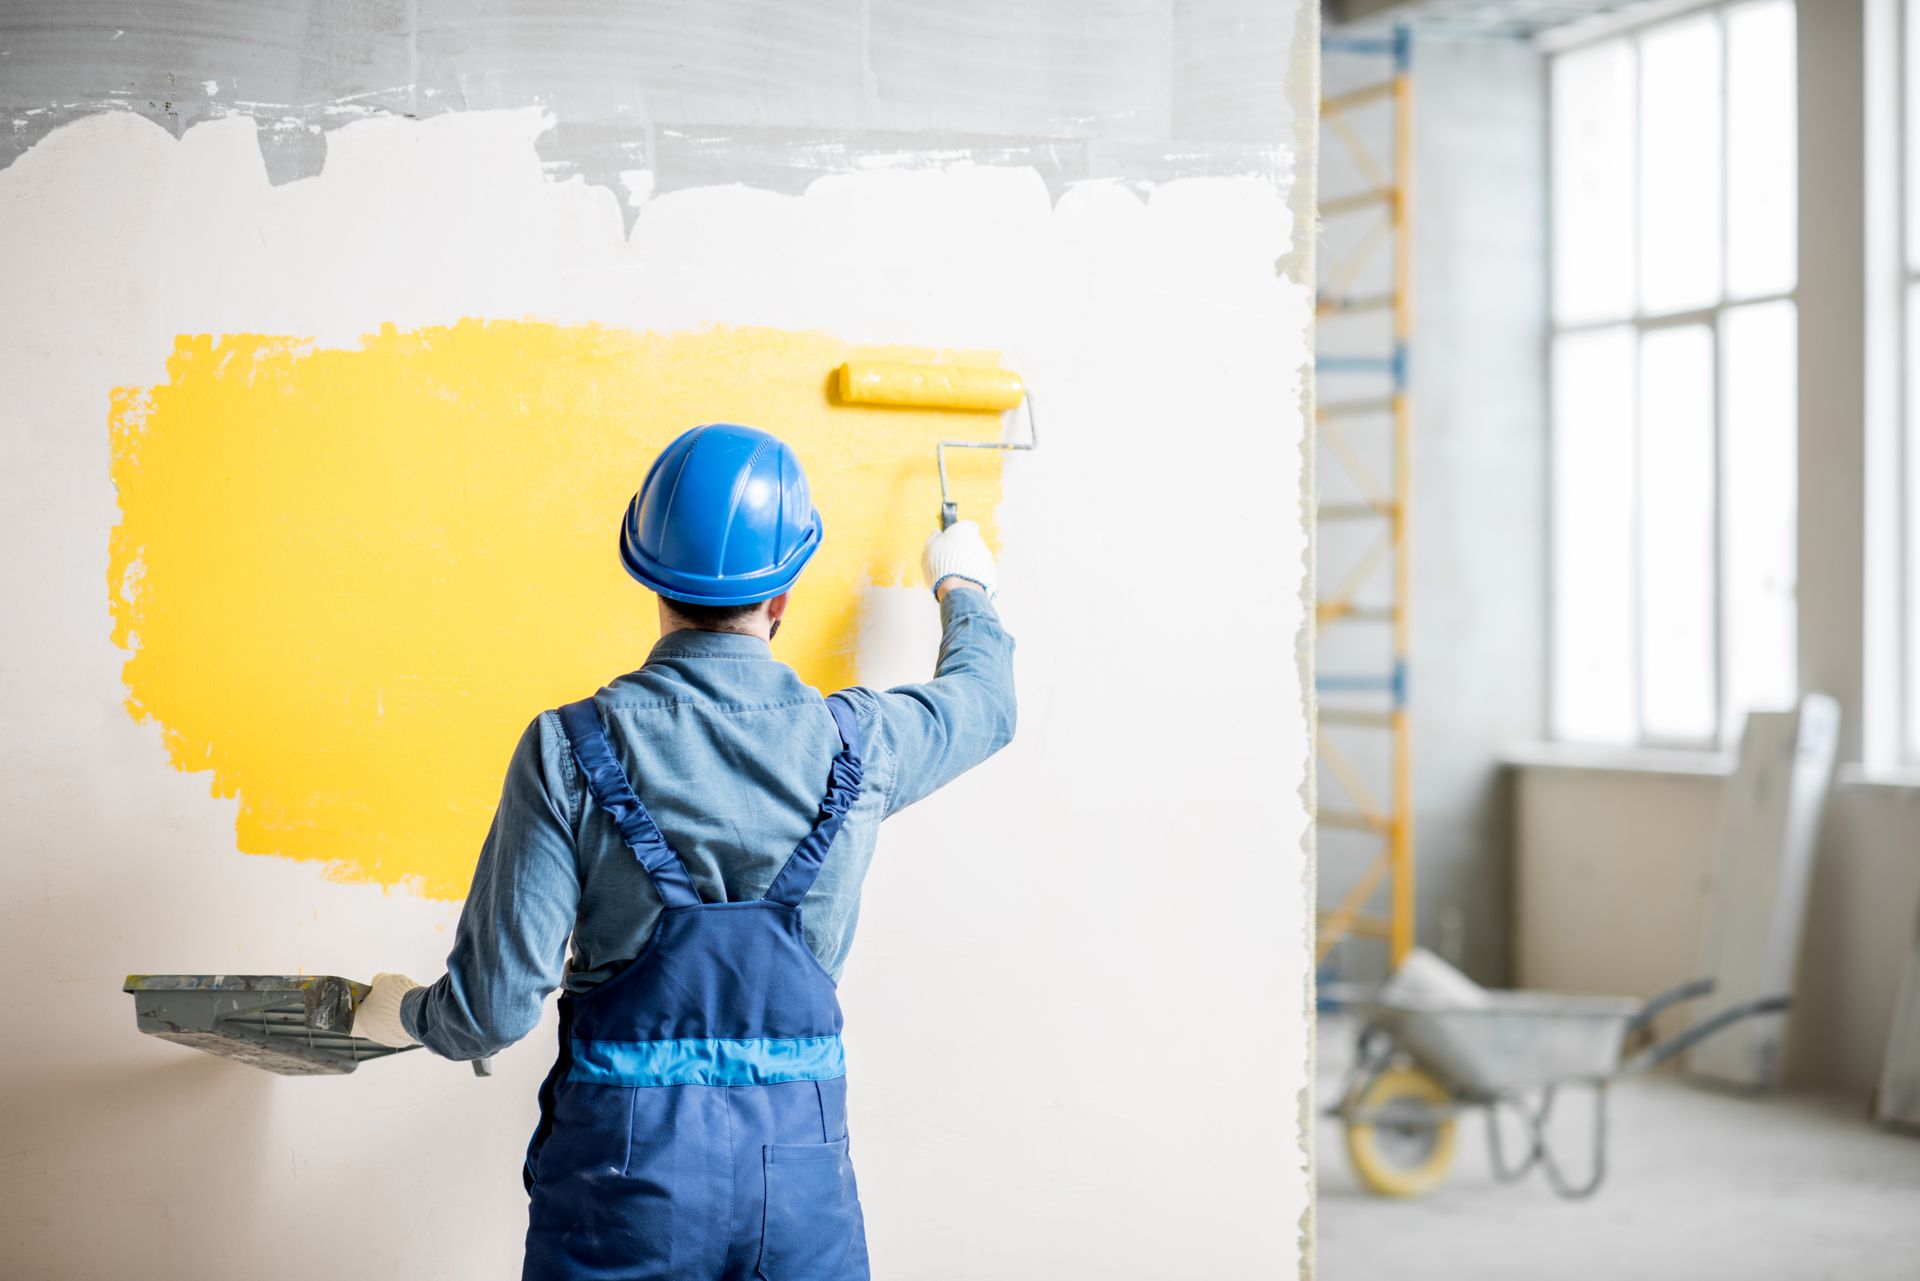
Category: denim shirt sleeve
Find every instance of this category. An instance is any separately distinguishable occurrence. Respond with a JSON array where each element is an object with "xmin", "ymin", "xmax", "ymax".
[
  {"xmin": 869, "ymin": 586, "xmax": 1017, "ymax": 815},
  {"xmin": 401, "ymin": 713, "xmax": 580, "ymax": 1060}
]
